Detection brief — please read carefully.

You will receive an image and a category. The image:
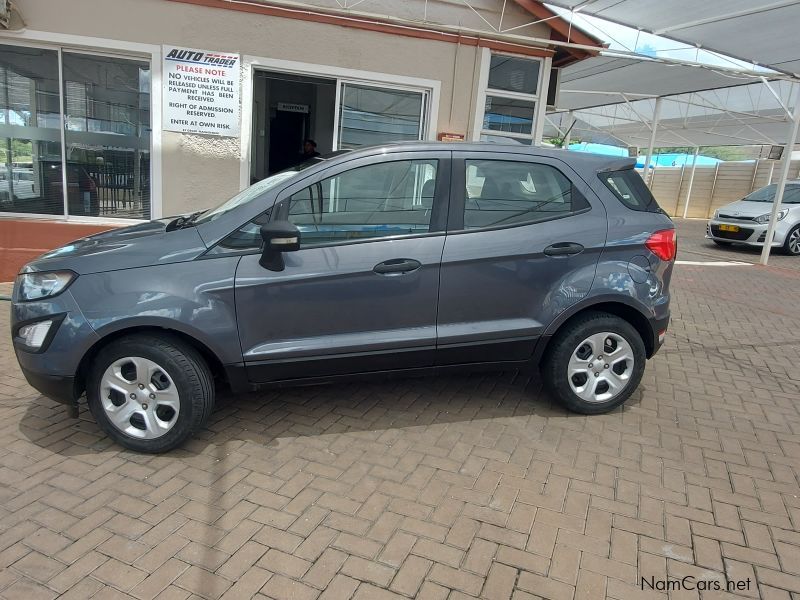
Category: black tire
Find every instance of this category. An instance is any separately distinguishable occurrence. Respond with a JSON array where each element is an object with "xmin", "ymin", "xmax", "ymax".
[
  {"xmin": 87, "ymin": 333, "xmax": 214, "ymax": 453},
  {"xmin": 542, "ymin": 312, "xmax": 646, "ymax": 414},
  {"xmin": 782, "ymin": 224, "xmax": 800, "ymax": 255},
  {"xmin": 712, "ymin": 240, "xmax": 732, "ymax": 247}
]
